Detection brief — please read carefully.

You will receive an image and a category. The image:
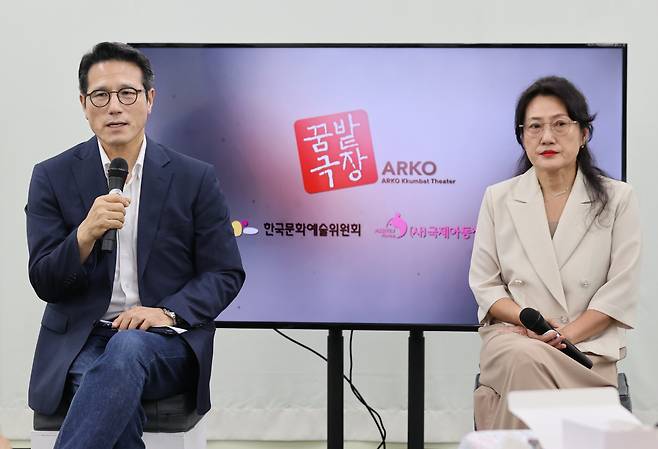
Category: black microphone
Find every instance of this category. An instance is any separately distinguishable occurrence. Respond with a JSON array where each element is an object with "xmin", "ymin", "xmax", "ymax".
[
  {"xmin": 101, "ymin": 157, "xmax": 129, "ymax": 252},
  {"xmin": 519, "ymin": 307, "xmax": 593, "ymax": 369}
]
